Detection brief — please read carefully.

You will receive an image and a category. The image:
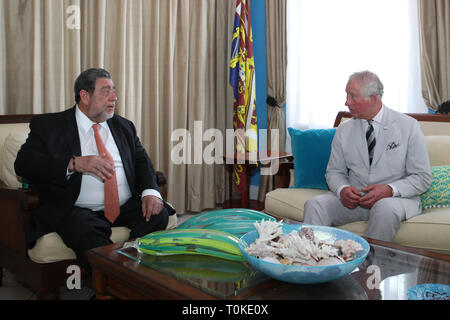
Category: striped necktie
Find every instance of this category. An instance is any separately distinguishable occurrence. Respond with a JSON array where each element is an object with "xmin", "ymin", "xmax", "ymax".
[
  {"xmin": 92, "ymin": 123, "xmax": 120, "ymax": 223},
  {"xmin": 366, "ymin": 120, "xmax": 376, "ymax": 165}
]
